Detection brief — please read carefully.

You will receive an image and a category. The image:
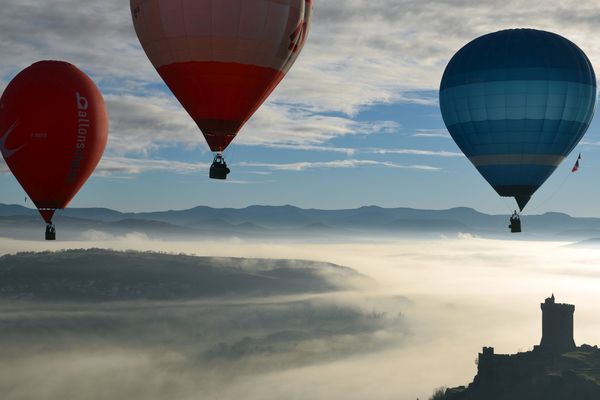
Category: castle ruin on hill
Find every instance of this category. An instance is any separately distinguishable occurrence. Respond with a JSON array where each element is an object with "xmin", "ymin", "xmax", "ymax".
[
  {"xmin": 479, "ymin": 294, "xmax": 575, "ymax": 372},
  {"xmin": 539, "ymin": 294, "xmax": 576, "ymax": 353},
  {"xmin": 443, "ymin": 295, "xmax": 600, "ymax": 400}
]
